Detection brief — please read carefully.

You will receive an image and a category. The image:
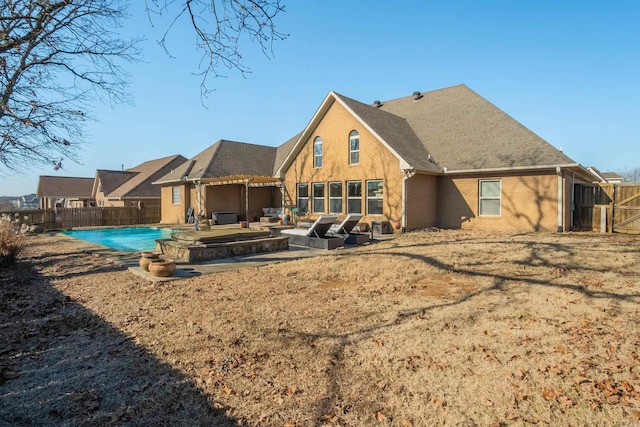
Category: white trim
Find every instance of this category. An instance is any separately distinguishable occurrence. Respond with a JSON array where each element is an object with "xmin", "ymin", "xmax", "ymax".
[
  {"xmin": 275, "ymin": 91, "xmax": 413, "ymax": 176},
  {"xmin": 557, "ymin": 167, "xmax": 563, "ymax": 232},
  {"xmin": 443, "ymin": 163, "xmax": 580, "ymax": 175}
]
